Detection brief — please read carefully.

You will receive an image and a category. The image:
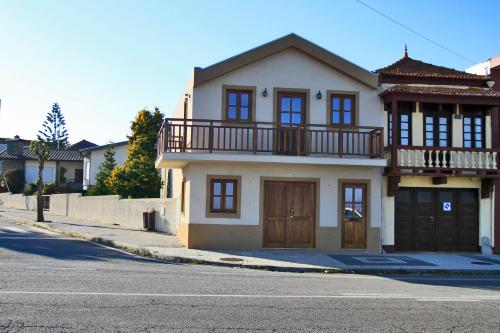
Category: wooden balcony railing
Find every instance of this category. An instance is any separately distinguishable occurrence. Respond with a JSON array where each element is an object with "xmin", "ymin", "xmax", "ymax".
[
  {"xmin": 157, "ymin": 118, "xmax": 384, "ymax": 159},
  {"xmin": 390, "ymin": 146, "xmax": 500, "ymax": 176}
]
